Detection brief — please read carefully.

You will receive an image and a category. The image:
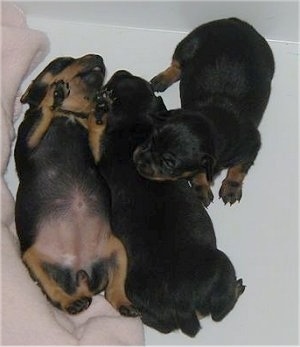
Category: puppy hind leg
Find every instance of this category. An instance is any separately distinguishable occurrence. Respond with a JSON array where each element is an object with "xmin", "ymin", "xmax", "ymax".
[
  {"xmin": 103, "ymin": 235, "xmax": 141, "ymax": 317},
  {"xmin": 210, "ymin": 279, "xmax": 245, "ymax": 322},
  {"xmin": 150, "ymin": 59, "xmax": 181, "ymax": 92},
  {"xmin": 23, "ymin": 247, "xmax": 92, "ymax": 314},
  {"xmin": 209, "ymin": 256, "xmax": 245, "ymax": 322},
  {"xmin": 220, "ymin": 126, "xmax": 261, "ymax": 204},
  {"xmin": 67, "ymin": 270, "xmax": 92, "ymax": 315}
]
